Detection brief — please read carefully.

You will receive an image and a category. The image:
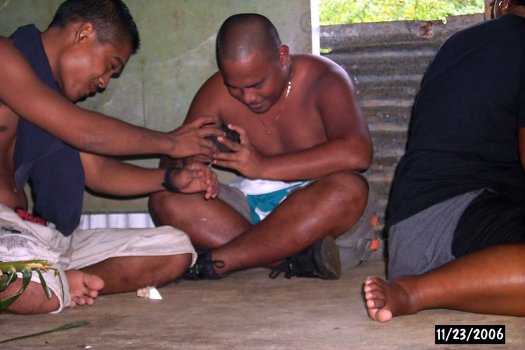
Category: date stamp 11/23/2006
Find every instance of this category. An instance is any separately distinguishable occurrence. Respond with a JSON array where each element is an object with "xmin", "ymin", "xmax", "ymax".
[{"xmin": 435, "ymin": 325, "xmax": 505, "ymax": 344}]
